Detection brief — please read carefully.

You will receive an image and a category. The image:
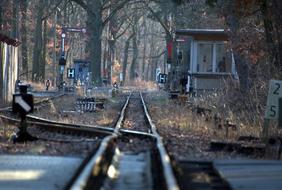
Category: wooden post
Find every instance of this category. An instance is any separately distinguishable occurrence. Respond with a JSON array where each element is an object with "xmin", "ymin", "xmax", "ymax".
[
  {"xmin": 225, "ymin": 125, "xmax": 229, "ymax": 139},
  {"xmin": 279, "ymin": 98, "xmax": 282, "ymax": 128},
  {"xmin": 262, "ymin": 118, "xmax": 270, "ymax": 143}
]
